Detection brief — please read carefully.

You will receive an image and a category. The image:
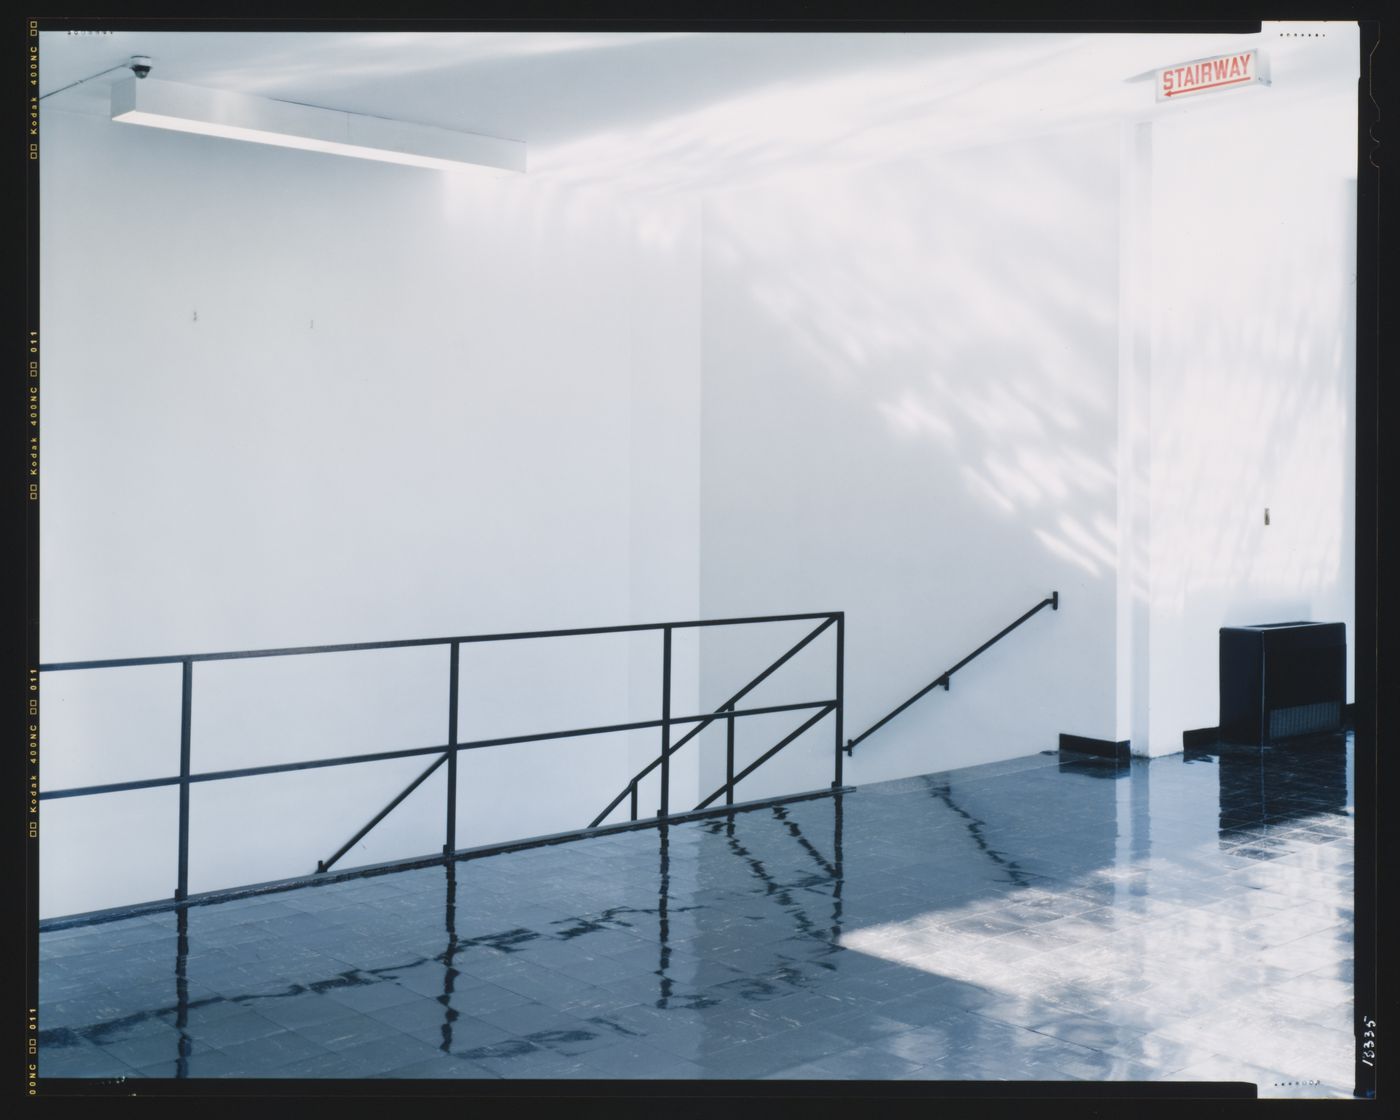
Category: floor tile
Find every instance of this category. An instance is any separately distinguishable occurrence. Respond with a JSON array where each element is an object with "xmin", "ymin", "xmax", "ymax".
[{"xmin": 37, "ymin": 735, "xmax": 1354, "ymax": 1094}]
